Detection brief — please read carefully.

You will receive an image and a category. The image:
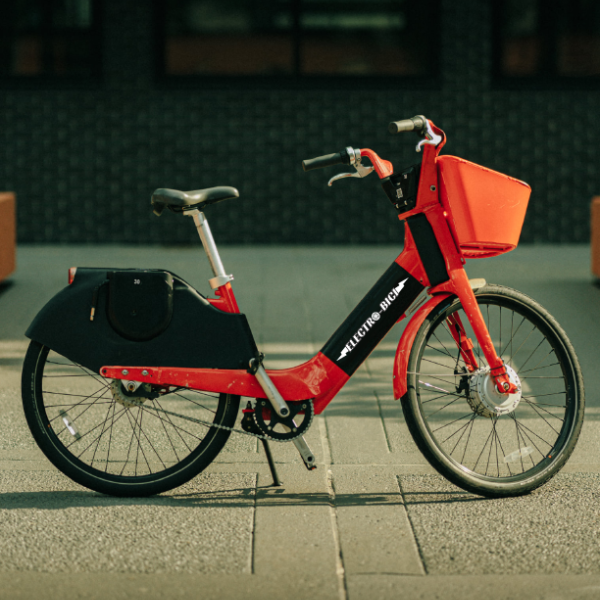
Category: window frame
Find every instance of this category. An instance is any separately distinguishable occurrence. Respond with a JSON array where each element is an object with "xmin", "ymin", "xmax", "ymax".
[
  {"xmin": 492, "ymin": 0, "xmax": 600, "ymax": 90},
  {"xmin": 153, "ymin": 0, "xmax": 441, "ymax": 90},
  {"xmin": 0, "ymin": 0, "xmax": 103, "ymax": 88}
]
